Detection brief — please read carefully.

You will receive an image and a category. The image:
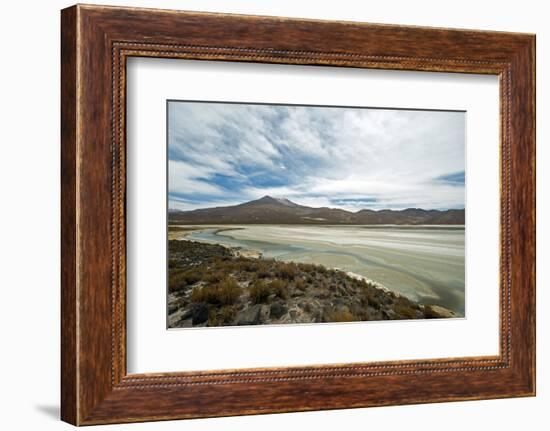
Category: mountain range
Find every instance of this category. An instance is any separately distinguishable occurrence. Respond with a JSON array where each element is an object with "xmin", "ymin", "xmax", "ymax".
[{"xmin": 169, "ymin": 196, "xmax": 465, "ymax": 225}]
